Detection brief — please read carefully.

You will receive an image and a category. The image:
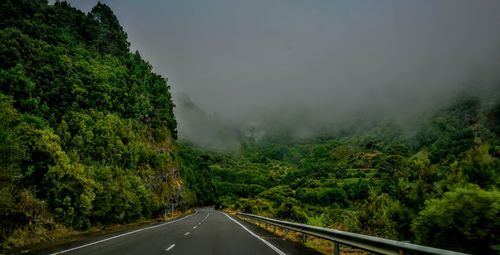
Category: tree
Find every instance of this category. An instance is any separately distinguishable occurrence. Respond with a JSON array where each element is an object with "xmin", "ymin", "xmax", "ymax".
[
  {"xmin": 0, "ymin": 94, "xmax": 23, "ymax": 241},
  {"xmin": 412, "ymin": 185, "xmax": 500, "ymax": 254},
  {"xmin": 86, "ymin": 2, "xmax": 129, "ymax": 56}
]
